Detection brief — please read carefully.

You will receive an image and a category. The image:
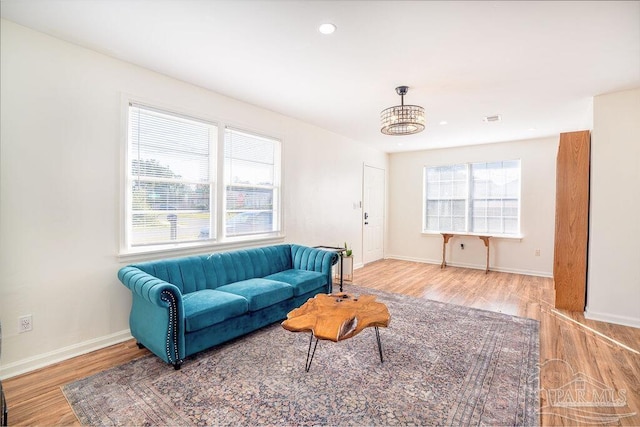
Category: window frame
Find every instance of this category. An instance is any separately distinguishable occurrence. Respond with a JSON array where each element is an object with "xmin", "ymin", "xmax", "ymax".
[
  {"xmin": 120, "ymin": 97, "xmax": 284, "ymax": 259},
  {"xmin": 422, "ymin": 160, "xmax": 522, "ymax": 237}
]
